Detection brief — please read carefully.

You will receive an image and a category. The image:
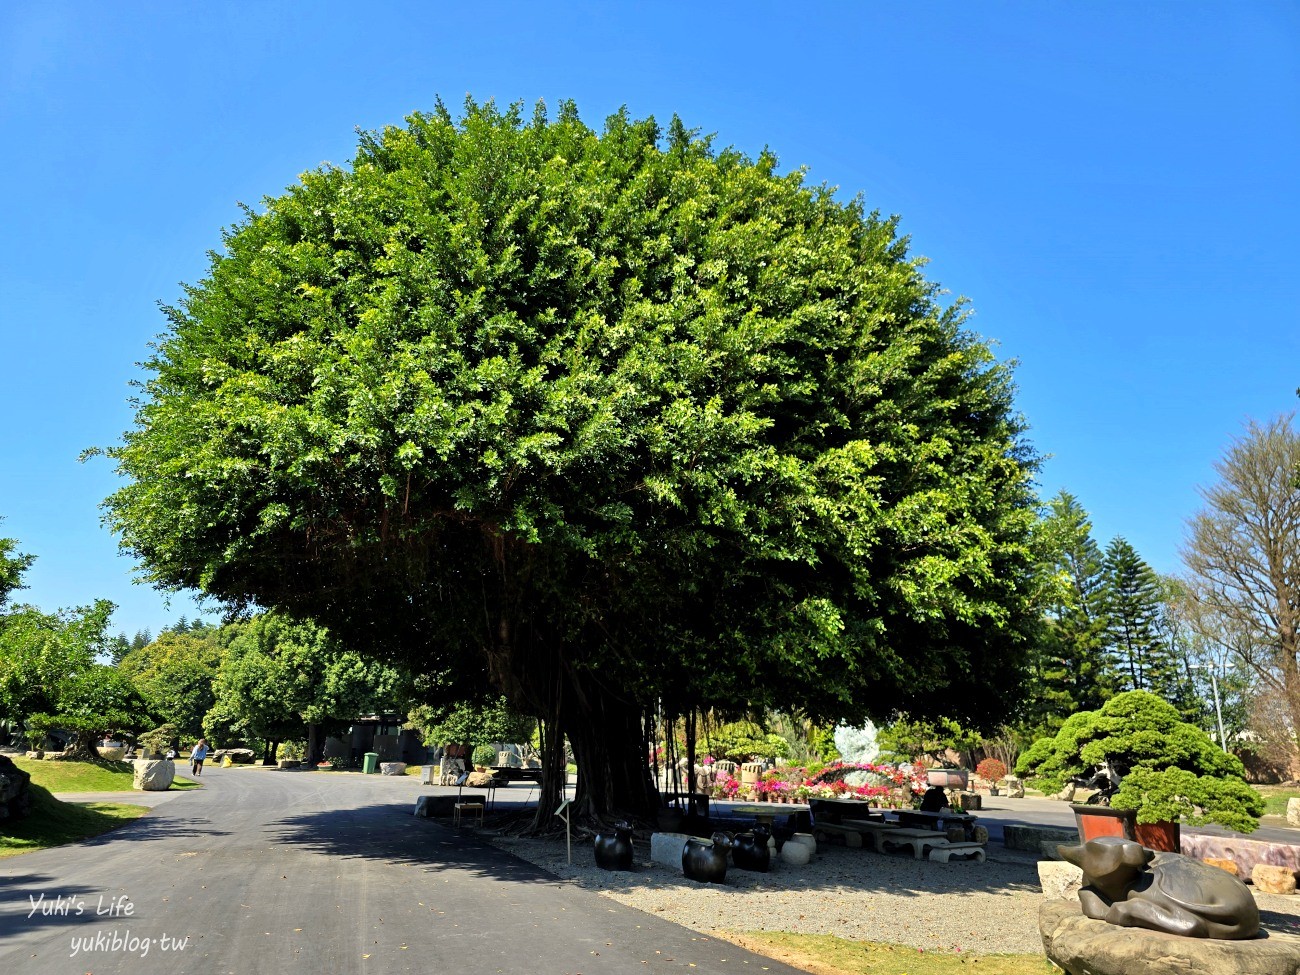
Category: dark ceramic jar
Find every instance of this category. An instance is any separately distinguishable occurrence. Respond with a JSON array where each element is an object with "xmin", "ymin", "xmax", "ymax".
[
  {"xmin": 732, "ymin": 826, "xmax": 772, "ymax": 872},
  {"xmin": 682, "ymin": 834, "xmax": 730, "ymax": 884},
  {"xmin": 594, "ymin": 821, "xmax": 634, "ymax": 870}
]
